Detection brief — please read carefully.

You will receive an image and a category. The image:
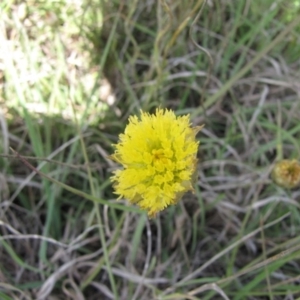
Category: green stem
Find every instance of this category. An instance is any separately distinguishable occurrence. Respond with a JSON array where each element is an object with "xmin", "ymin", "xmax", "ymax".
[{"xmin": 73, "ymin": 119, "xmax": 119, "ymax": 299}]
